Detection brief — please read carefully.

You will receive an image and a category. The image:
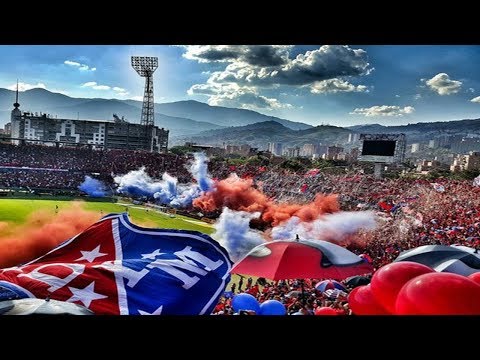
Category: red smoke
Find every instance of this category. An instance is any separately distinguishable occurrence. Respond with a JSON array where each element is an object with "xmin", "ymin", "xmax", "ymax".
[
  {"xmin": 193, "ymin": 174, "xmax": 339, "ymax": 226},
  {"xmin": 263, "ymin": 194, "xmax": 339, "ymax": 226},
  {"xmin": 194, "ymin": 175, "xmax": 270, "ymax": 213},
  {"xmin": 0, "ymin": 202, "xmax": 101, "ymax": 268}
]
